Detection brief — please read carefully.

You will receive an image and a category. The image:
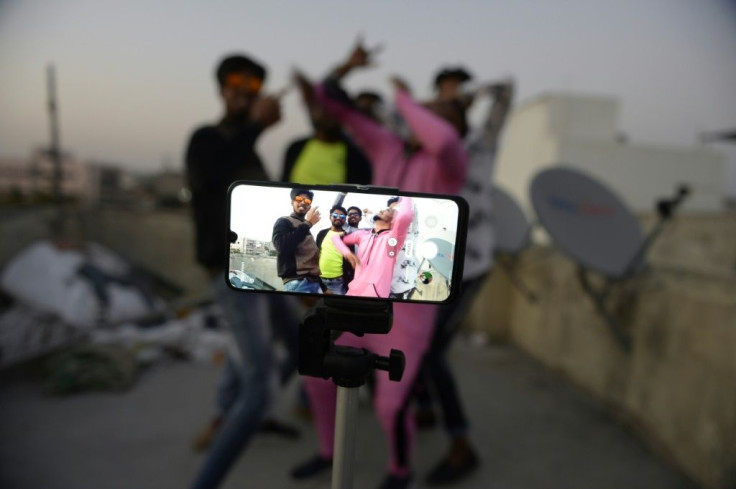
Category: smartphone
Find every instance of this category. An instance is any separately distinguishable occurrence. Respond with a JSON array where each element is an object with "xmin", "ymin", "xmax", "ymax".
[{"xmin": 227, "ymin": 181, "xmax": 468, "ymax": 304}]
